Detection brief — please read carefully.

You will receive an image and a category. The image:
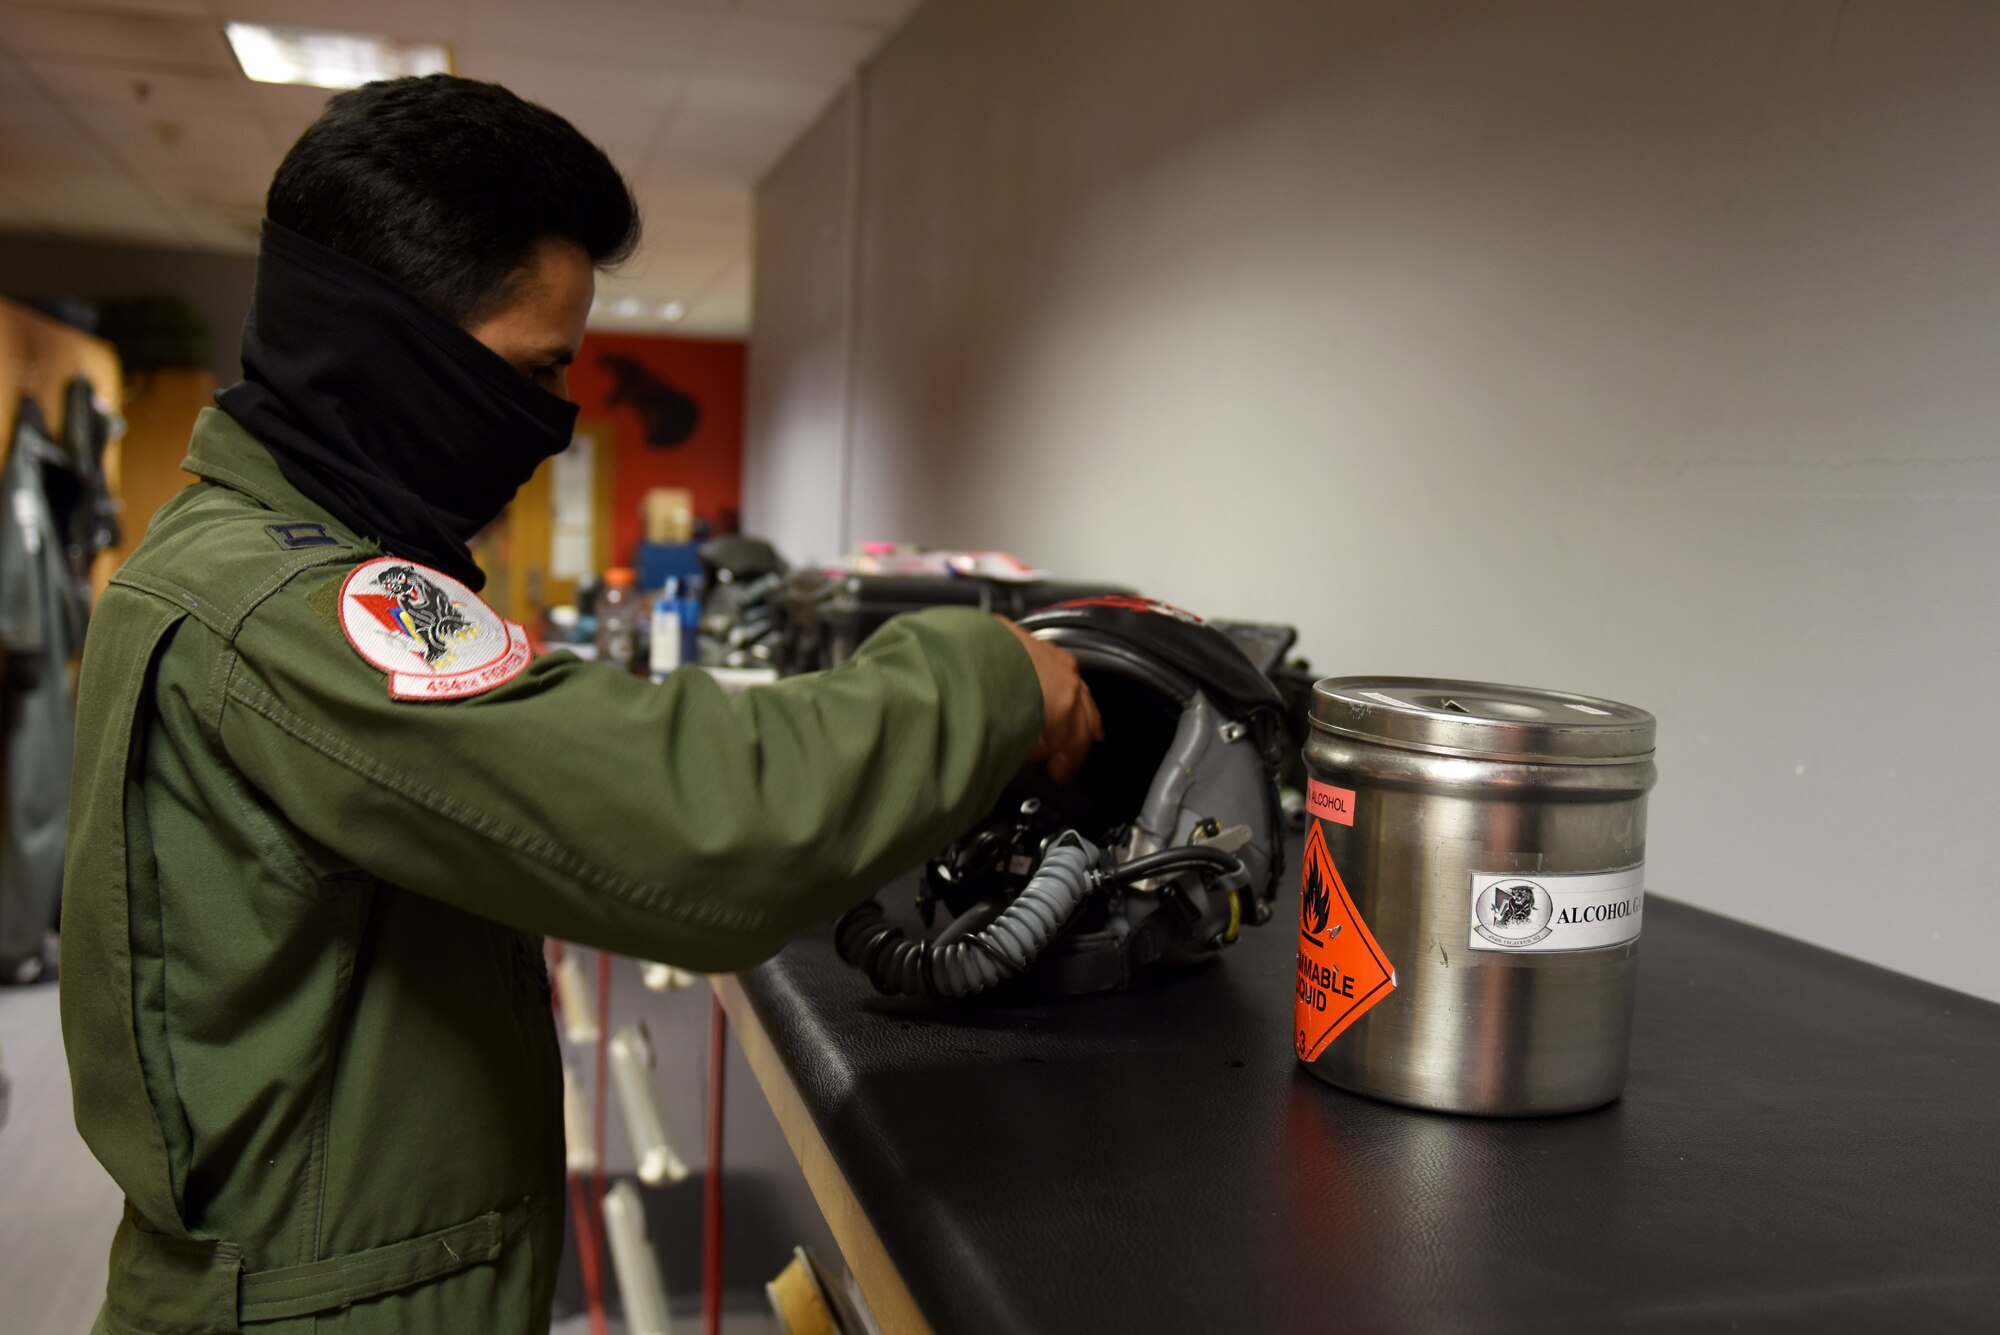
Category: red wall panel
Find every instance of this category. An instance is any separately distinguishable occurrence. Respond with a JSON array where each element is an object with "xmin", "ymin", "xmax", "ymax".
[{"xmin": 568, "ymin": 331, "xmax": 745, "ymax": 564}]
